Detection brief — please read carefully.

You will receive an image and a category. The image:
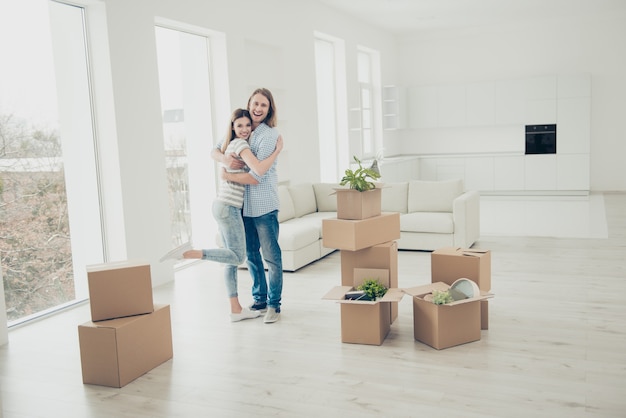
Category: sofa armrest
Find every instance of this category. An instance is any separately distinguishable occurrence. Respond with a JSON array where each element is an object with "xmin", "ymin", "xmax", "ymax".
[{"xmin": 452, "ymin": 190, "xmax": 480, "ymax": 248}]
